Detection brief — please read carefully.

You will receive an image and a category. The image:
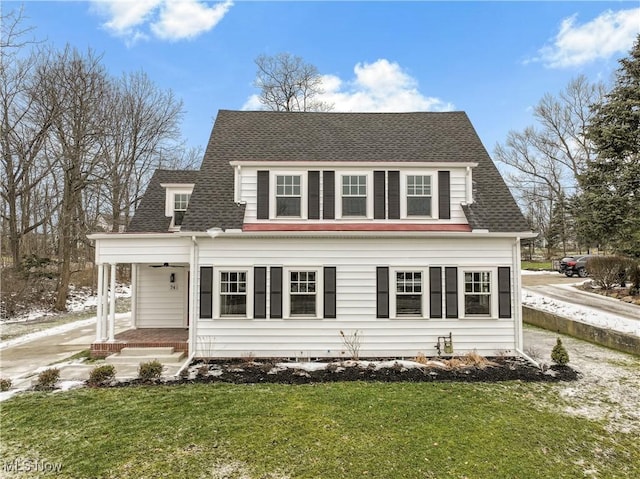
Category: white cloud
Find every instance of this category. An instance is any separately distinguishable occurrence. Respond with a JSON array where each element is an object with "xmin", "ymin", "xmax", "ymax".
[
  {"xmin": 90, "ymin": 0, "xmax": 233, "ymax": 43},
  {"xmin": 151, "ymin": 0, "xmax": 233, "ymax": 41},
  {"xmin": 534, "ymin": 8, "xmax": 640, "ymax": 68},
  {"xmin": 243, "ymin": 59, "xmax": 454, "ymax": 112}
]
